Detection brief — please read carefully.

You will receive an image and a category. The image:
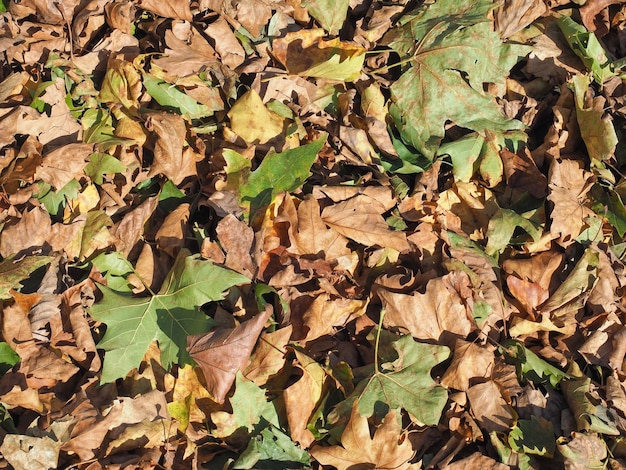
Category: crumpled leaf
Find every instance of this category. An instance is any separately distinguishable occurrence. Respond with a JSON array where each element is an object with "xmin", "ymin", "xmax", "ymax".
[
  {"xmin": 310, "ymin": 404, "xmax": 414, "ymax": 470},
  {"xmin": 187, "ymin": 308, "xmax": 272, "ymax": 403},
  {"xmin": 90, "ymin": 249, "xmax": 250, "ymax": 382}
]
